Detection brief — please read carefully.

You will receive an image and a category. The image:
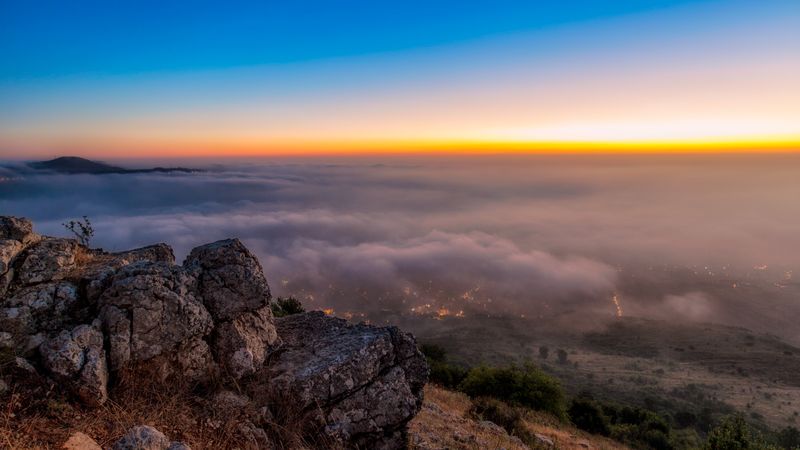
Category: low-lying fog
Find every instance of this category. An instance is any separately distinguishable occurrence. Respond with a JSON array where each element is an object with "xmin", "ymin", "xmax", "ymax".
[{"xmin": 2, "ymin": 154, "xmax": 799, "ymax": 342}]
